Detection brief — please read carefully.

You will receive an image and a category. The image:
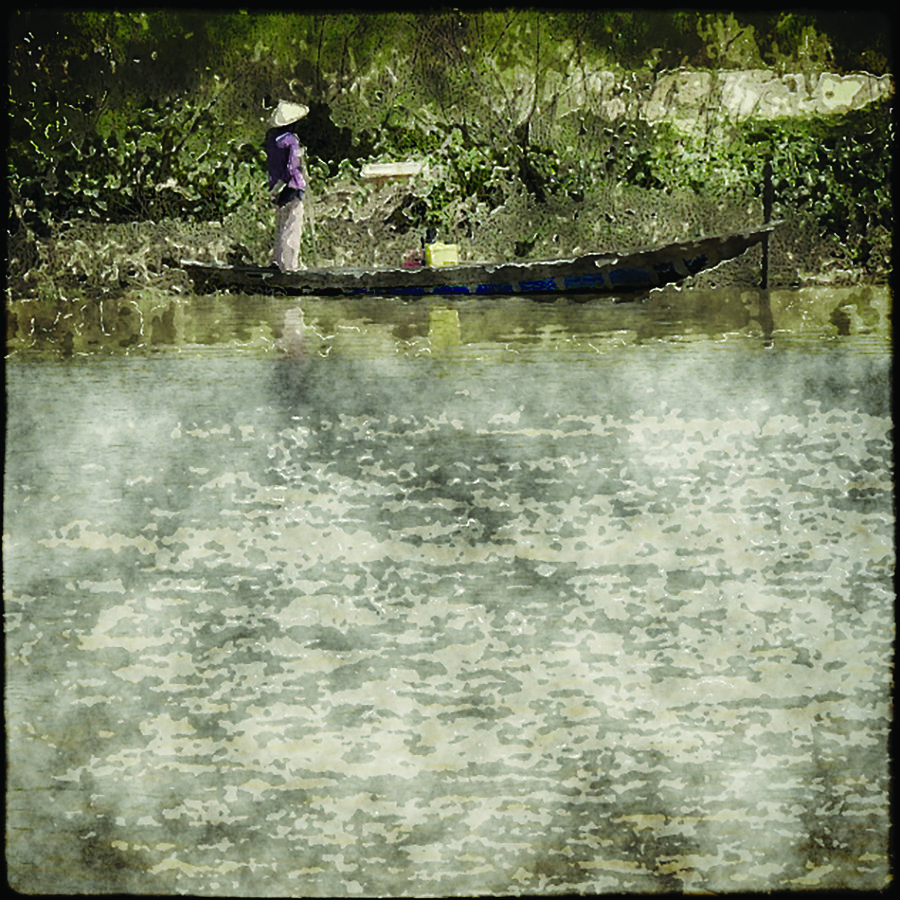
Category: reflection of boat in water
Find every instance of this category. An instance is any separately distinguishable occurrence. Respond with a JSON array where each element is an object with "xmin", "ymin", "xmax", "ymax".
[{"xmin": 181, "ymin": 223, "xmax": 780, "ymax": 298}]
